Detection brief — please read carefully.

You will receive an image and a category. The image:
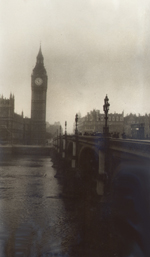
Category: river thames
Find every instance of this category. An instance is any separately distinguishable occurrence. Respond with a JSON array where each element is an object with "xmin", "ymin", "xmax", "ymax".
[{"xmin": 0, "ymin": 154, "xmax": 113, "ymax": 257}]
